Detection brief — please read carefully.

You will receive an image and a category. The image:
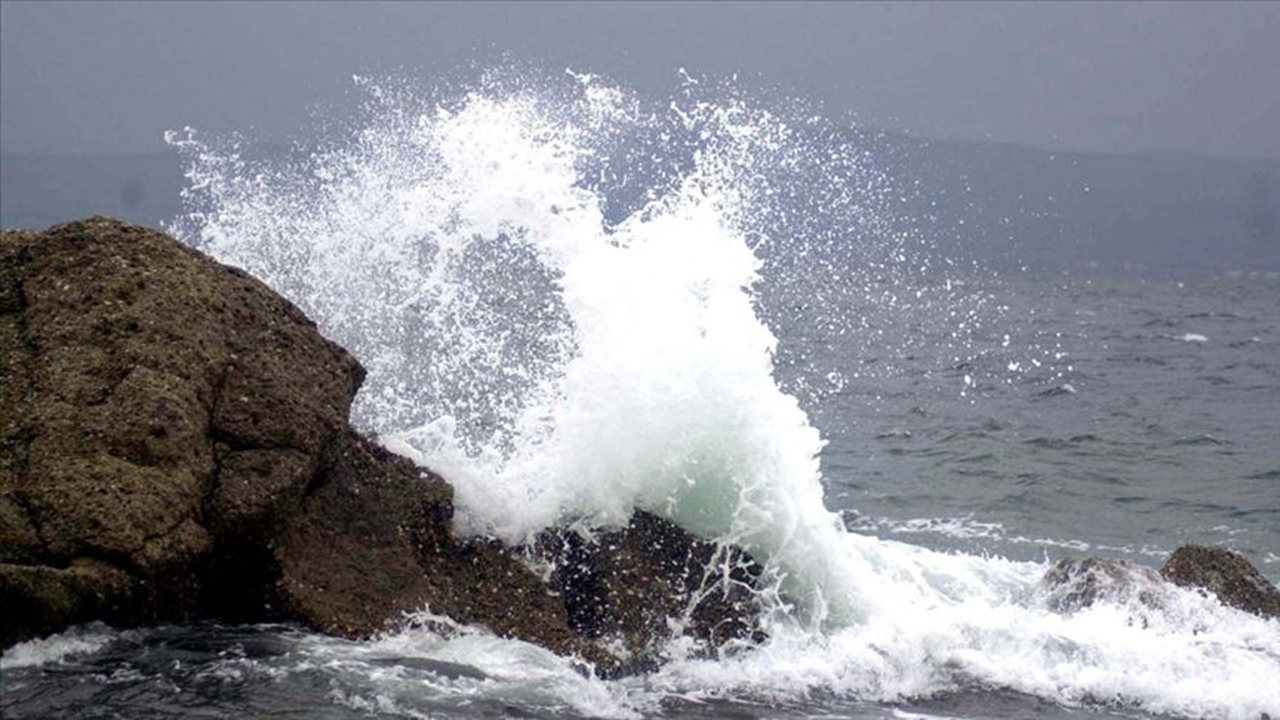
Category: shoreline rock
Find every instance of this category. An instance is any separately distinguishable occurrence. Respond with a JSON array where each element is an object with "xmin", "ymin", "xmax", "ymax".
[
  {"xmin": 1160, "ymin": 544, "xmax": 1280, "ymax": 619},
  {"xmin": 0, "ymin": 217, "xmax": 764, "ymax": 674},
  {"xmin": 1040, "ymin": 546, "xmax": 1279, "ymax": 619},
  {"xmin": 1039, "ymin": 556, "xmax": 1162, "ymax": 614}
]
